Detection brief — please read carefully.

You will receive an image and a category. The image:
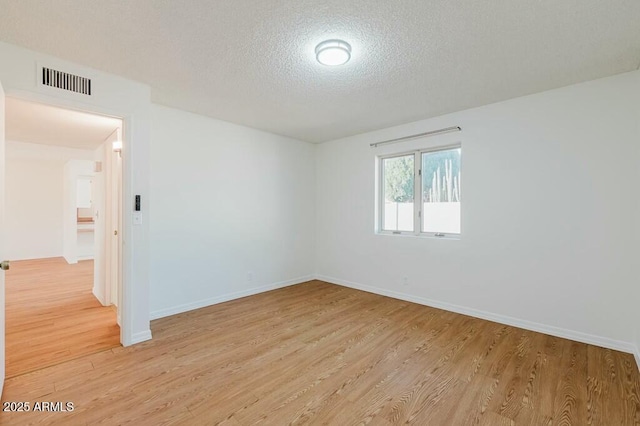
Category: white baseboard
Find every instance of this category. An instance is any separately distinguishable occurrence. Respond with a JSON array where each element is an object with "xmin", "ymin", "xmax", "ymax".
[
  {"xmin": 92, "ymin": 286, "xmax": 106, "ymax": 306},
  {"xmin": 128, "ymin": 329, "xmax": 152, "ymax": 346},
  {"xmin": 149, "ymin": 275, "xmax": 314, "ymax": 321},
  {"xmin": 634, "ymin": 346, "xmax": 640, "ymax": 373},
  {"xmin": 316, "ymin": 274, "xmax": 636, "ymax": 355},
  {"xmin": 7, "ymin": 254, "xmax": 63, "ymax": 262}
]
